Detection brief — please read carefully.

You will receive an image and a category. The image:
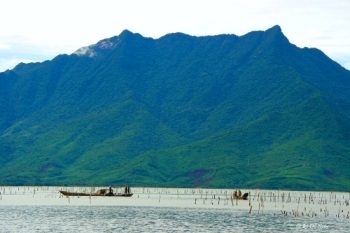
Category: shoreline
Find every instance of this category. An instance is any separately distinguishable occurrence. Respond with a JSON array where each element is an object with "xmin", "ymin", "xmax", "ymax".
[{"xmin": 1, "ymin": 186, "xmax": 349, "ymax": 219}]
